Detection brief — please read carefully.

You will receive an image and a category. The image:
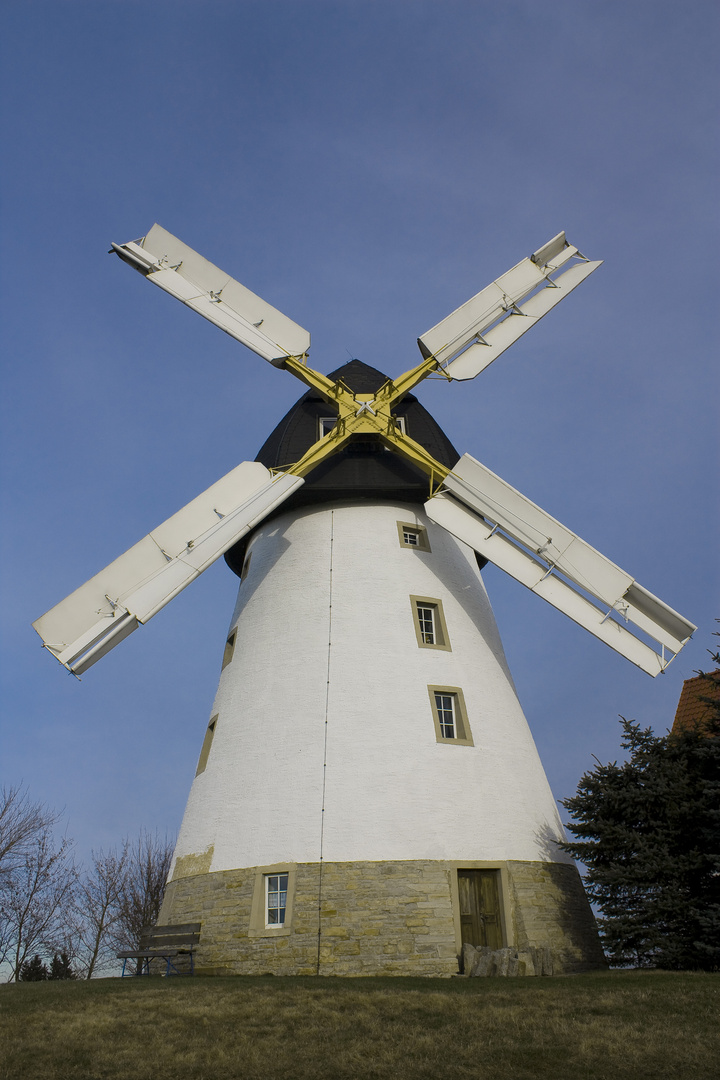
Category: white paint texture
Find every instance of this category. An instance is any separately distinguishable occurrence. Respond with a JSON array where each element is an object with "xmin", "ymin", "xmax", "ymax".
[{"xmin": 171, "ymin": 501, "xmax": 571, "ymax": 876}]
